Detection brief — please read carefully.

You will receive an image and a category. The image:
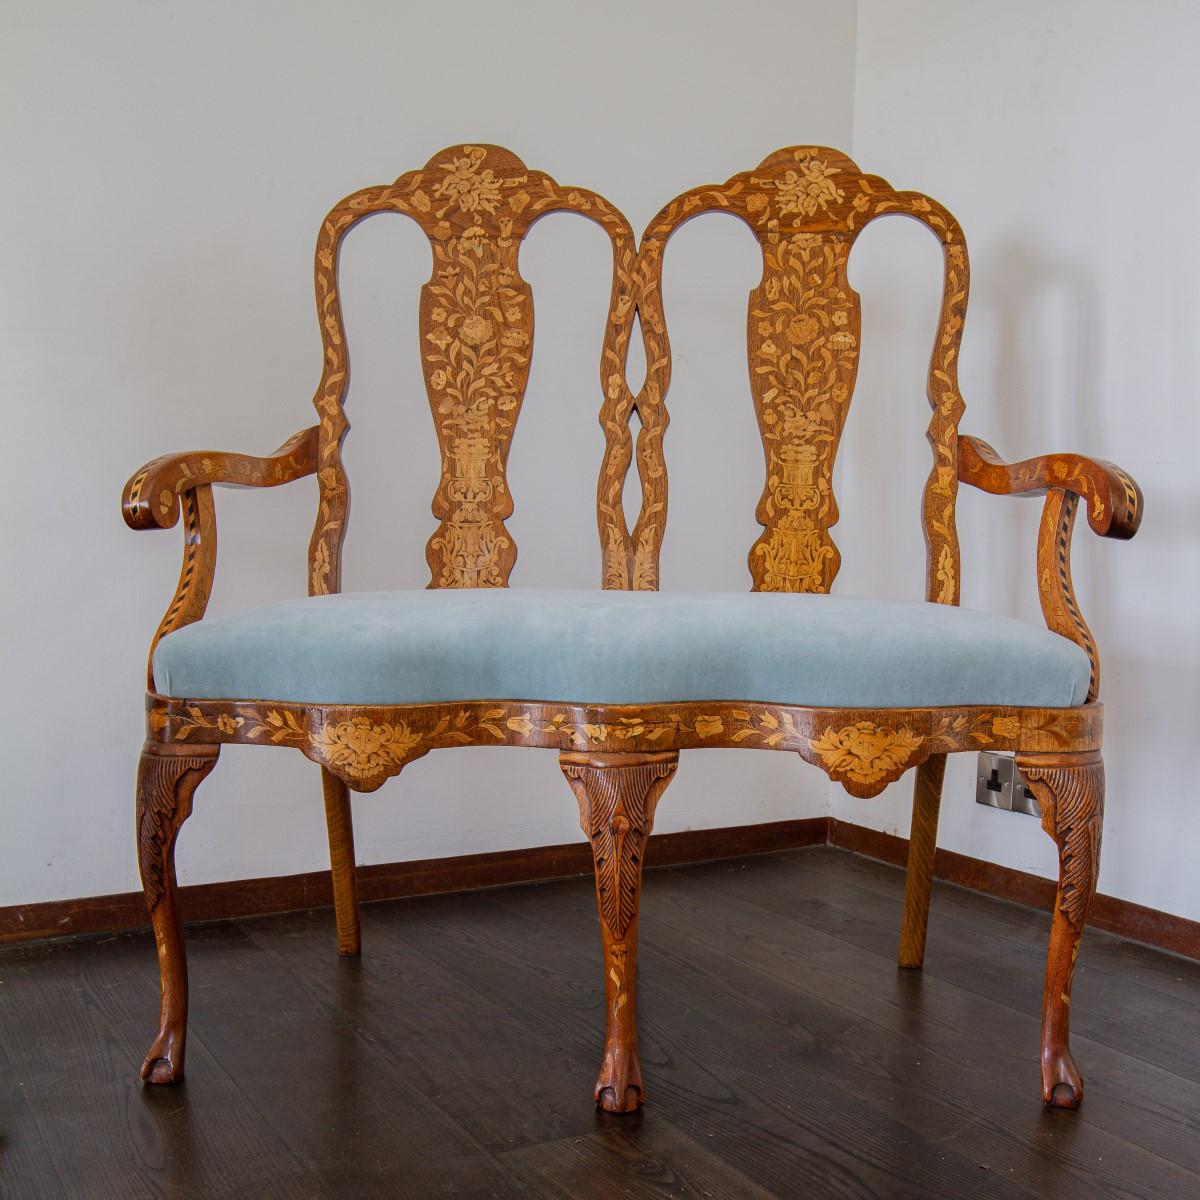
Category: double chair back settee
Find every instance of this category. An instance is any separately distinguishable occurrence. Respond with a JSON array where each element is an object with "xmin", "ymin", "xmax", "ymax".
[{"xmin": 123, "ymin": 144, "xmax": 1141, "ymax": 1113}]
